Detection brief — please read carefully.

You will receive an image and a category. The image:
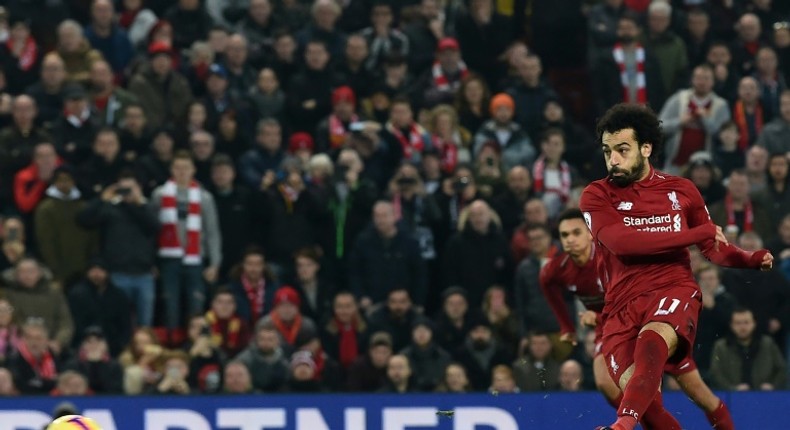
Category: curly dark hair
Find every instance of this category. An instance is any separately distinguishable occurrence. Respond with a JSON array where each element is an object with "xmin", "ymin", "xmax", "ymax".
[{"xmin": 596, "ymin": 103, "xmax": 663, "ymax": 162}]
